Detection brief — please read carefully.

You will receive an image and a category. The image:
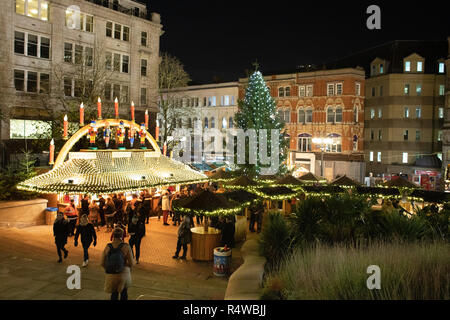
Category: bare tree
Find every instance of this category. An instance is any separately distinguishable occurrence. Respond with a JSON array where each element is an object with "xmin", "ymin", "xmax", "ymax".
[{"xmin": 155, "ymin": 53, "xmax": 196, "ymax": 148}]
